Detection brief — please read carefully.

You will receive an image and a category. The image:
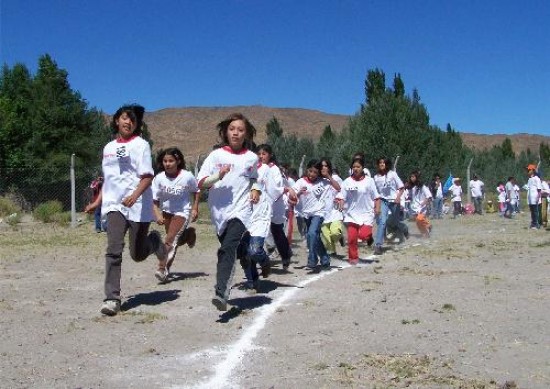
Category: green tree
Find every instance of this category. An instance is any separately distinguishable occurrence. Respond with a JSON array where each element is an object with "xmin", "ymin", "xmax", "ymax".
[{"xmin": 266, "ymin": 116, "xmax": 283, "ymax": 142}]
